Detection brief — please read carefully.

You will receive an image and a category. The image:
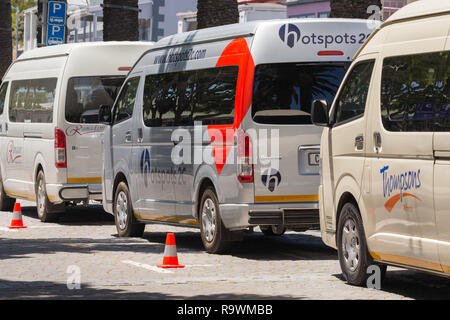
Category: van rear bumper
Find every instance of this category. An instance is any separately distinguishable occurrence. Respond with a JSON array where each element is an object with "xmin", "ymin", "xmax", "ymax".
[
  {"xmin": 220, "ymin": 202, "xmax": 319, "ymax": 231},
  {"xmin": 47, "ymin": 183, "xmax": 102, "ymax": 202}
]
